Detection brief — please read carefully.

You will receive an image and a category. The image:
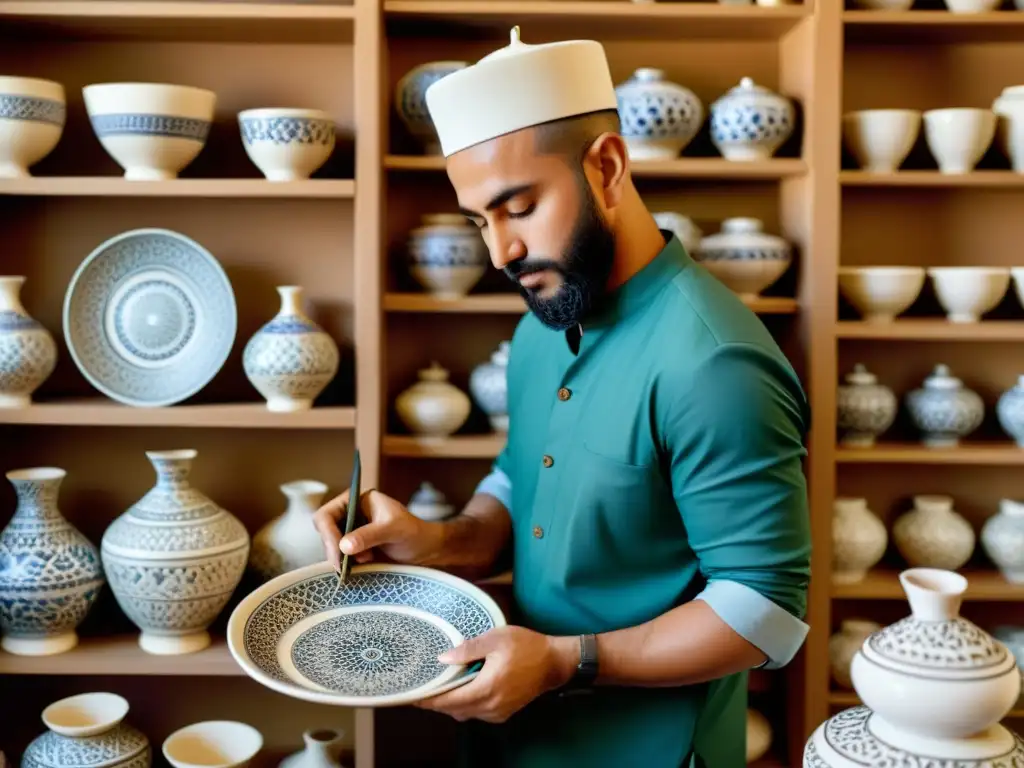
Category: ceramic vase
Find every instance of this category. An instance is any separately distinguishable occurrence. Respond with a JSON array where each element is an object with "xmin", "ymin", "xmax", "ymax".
[
  {"xmin": 696, "ymin": 218, "xmax": 792, "ymax": 300},
  {"xmin": 993, "ymin": 85, "xmax": 1024, "ymax": 172},
  {"xmin": 892, "ymin": 494, "xmax": 975, "ymax": 571},
  {"xmin": 0, "ymin": 467, "xmax": 104, "ymax": 656},
  {"xmin": 394, "ymin": 361, "xmax": 471, "ymax": 439},
  {"xmin": 279, "ymin": 729, "xmax": 346, "ymax": 768},
  {"xmin": 651, "ymin": 212, "xmax": 703, "ymax": 256},
  {"xmin": 828, "ymin": 619, "xmax": 882, "ymax": 690},
  {"xmin": 746, "ymin": 708, "xmax": 772, "ymax": 764},
  {"xmin": 710, "ymin": 77, "xmax": 795, "ymax": 161},
  {"xmin": 407, "ymin": 482, "xmax": 455, "ymax": 522},
  {"xmin": 996, "ymin": 375, "xmax": 1024, "ymax": 446},
  {"xmin": 469, "ymin": 341, "xmax": 509, "ymax": 432},
  {"xmin": 250, "ymin": 479, "xmax": 330, "ymax": 582},
  {"xmin": 243, "ymin": 286, "xmax": 340, "ymax": 413},
  {"xmin": 831, "ymin": 497, "xmax": 887, "ymax": 584},
  {"xmin": 906, "ymin": 364, "xmax": 984, "ymax": 447},
  {"xmin": 394, "ymin": 61, "xmax": 468, "ymax": 154},
  {"xmin": 23, "ymin": 692, "xmax": 151, "ymax": 768},
  {"xmin": 0, "ymin": 275, "xmax": 57, "ymax": 408},
  {"xmin": 836, "ymin": 363, "xmax": 897, "ymax": 447},
  {"xmin": 615, "ymin": 68, "xmax": 704, "ymax": 160},
  {"xmin": 407, "ymin": 214, "xmax": 489, "ymax": 299},
  {"xmin": 100, "ymin": 449, "xmax": 250, "ymax": 655},
  {"xmin": 980, "ymin": 498, "xmax": 1024, "ymax": 584}
]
